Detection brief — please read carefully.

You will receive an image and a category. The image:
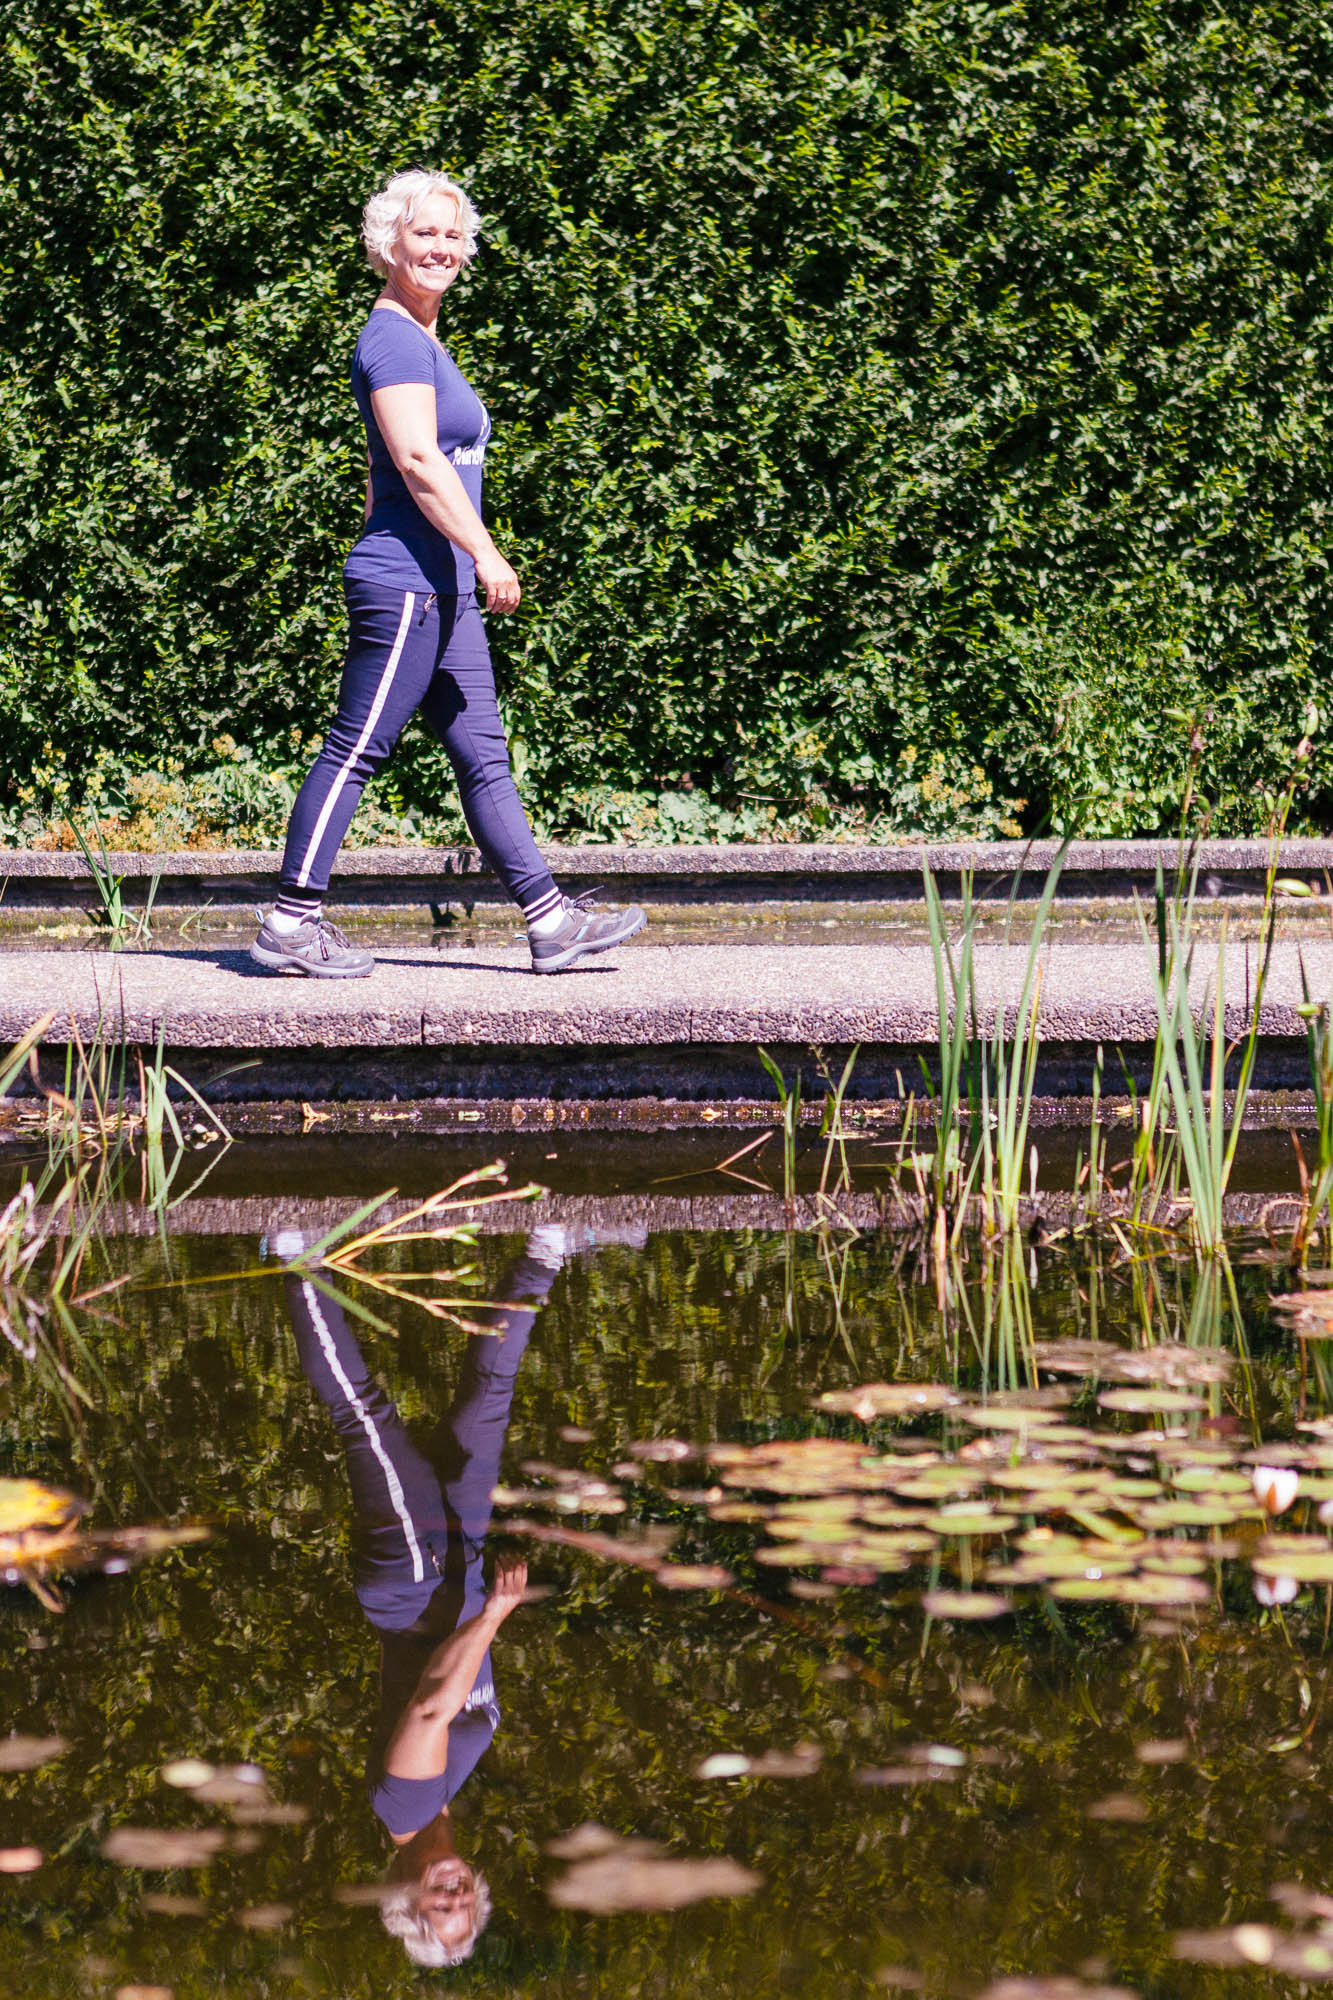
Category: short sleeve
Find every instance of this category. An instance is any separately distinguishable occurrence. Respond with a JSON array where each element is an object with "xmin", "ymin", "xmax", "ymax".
[
  {"xmin": 356, "ymin": 313, "xmax": 437, "ymax": 394},
  {"xmin": 369, "ymin": 1768, "xmax": 449, "ymax": 1838}
]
